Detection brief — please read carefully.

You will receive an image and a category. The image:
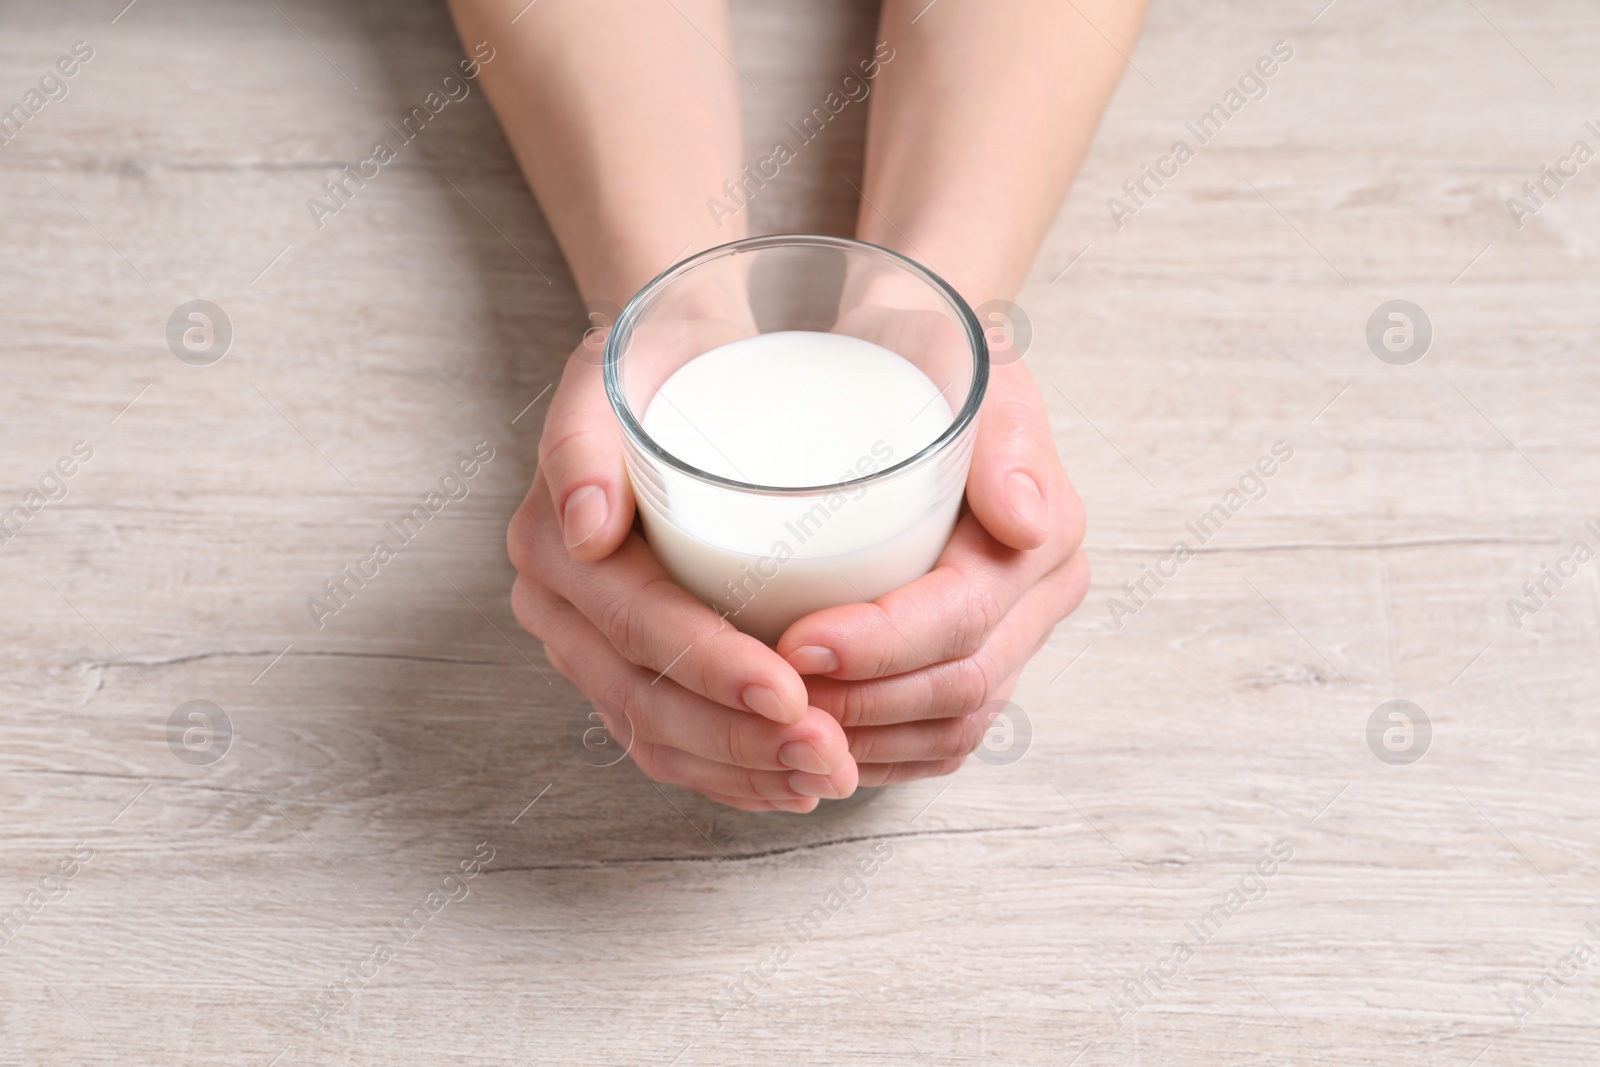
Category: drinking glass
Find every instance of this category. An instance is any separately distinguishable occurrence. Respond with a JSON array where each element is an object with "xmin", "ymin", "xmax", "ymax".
[{"xmin": 604, "ymin": 234, "xmax": 988, "ymax": 645}]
